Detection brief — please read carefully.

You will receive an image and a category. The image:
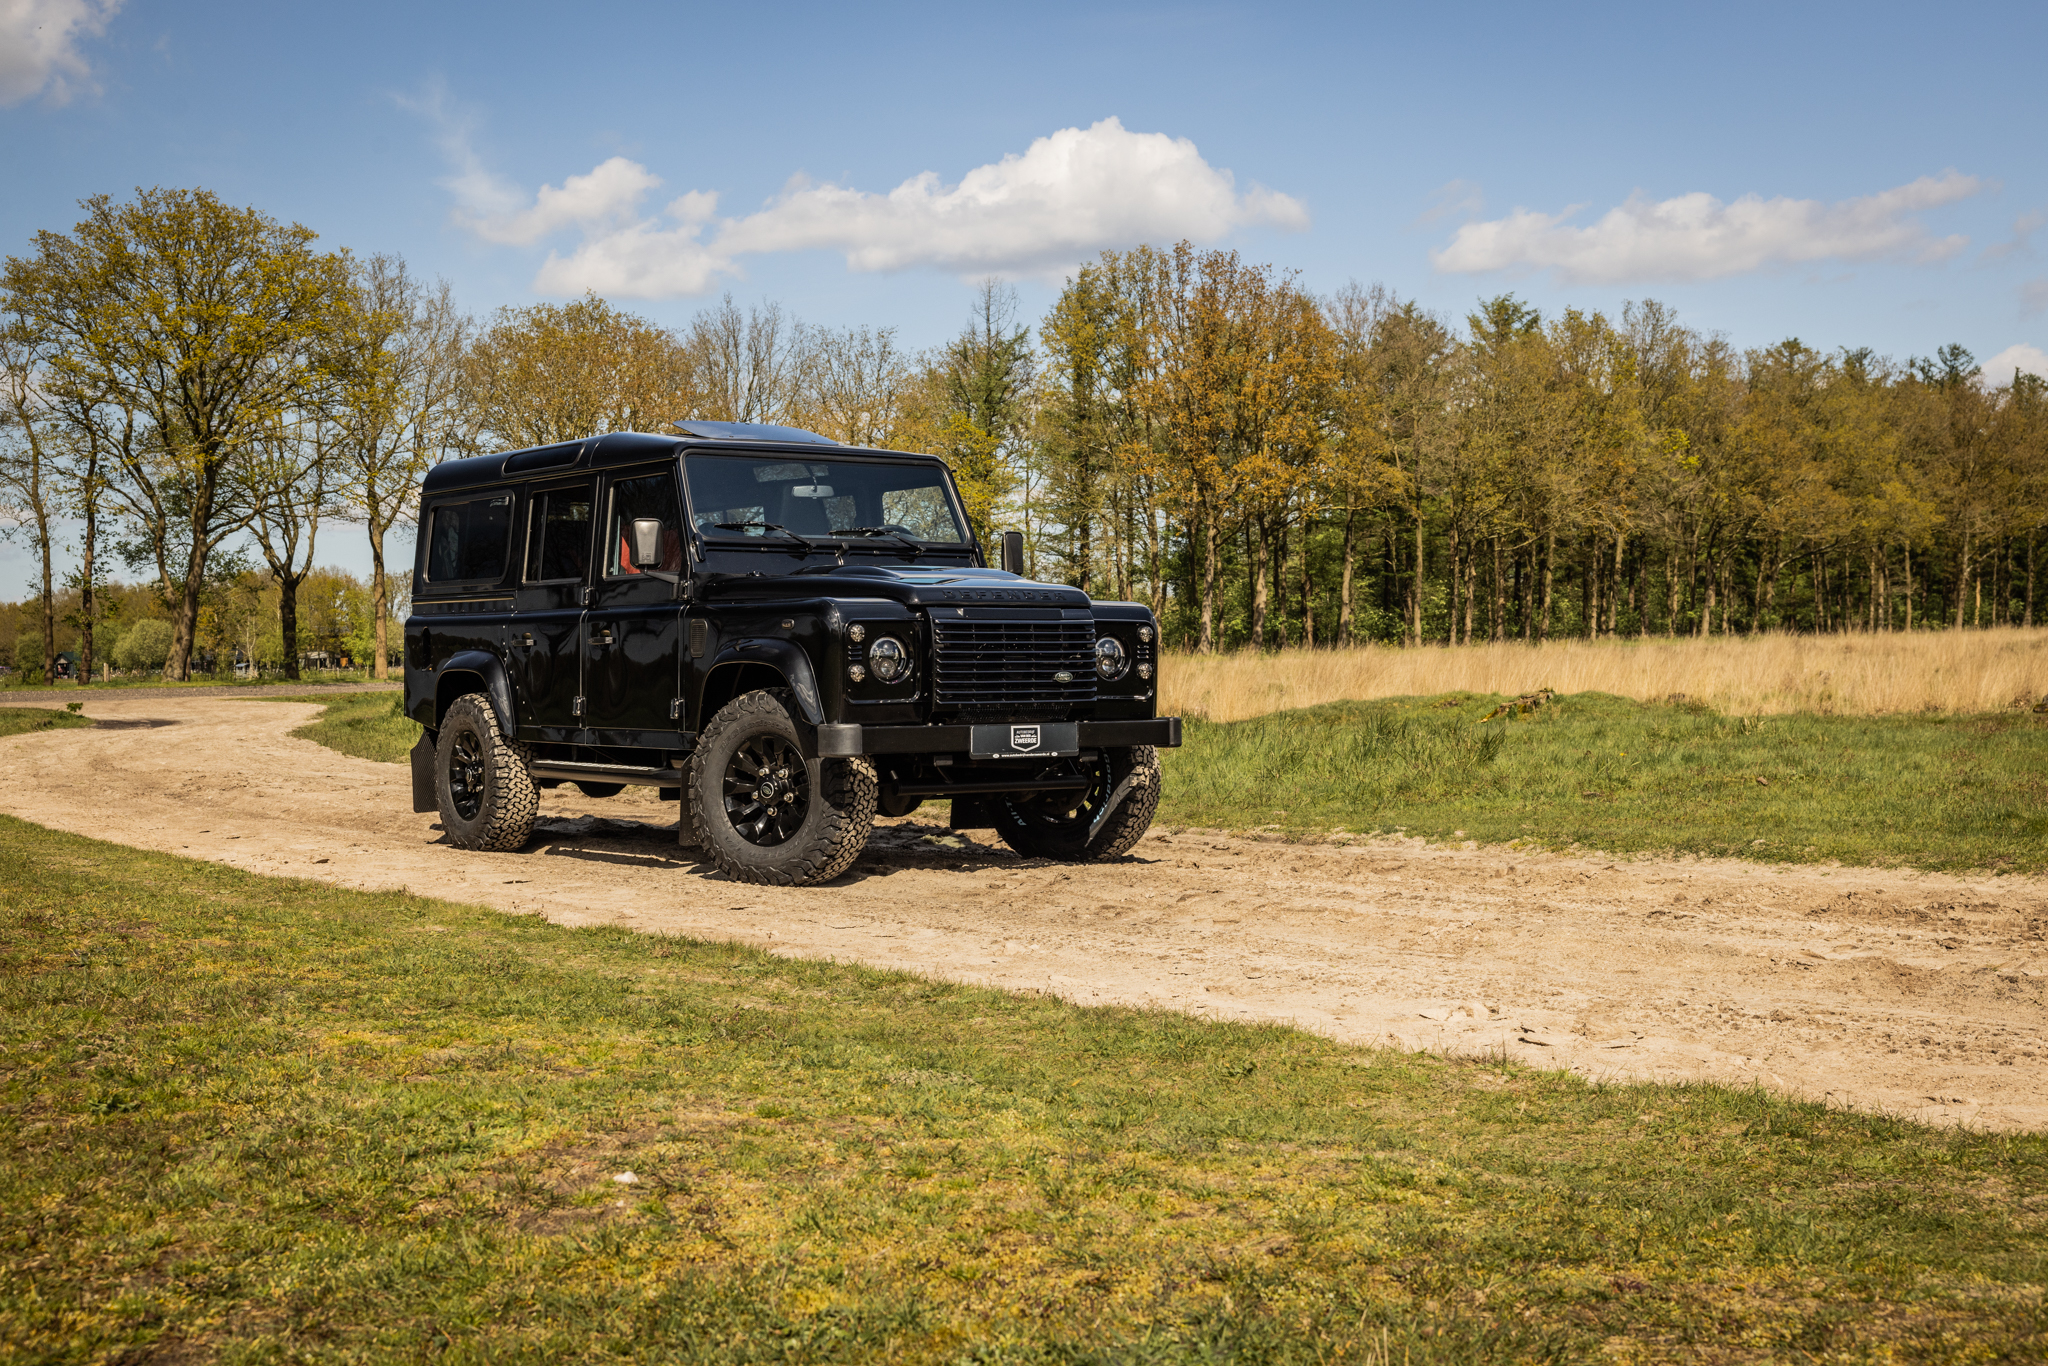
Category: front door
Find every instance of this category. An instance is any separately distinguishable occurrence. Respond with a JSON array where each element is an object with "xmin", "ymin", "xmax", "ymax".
[
  {"xmin": 509, "ymin": 479, "xmax": 594, "ymax": 742},
  {"xmin": 583, "ymin": 466, "xmax": 687, "ymax": 748}
]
